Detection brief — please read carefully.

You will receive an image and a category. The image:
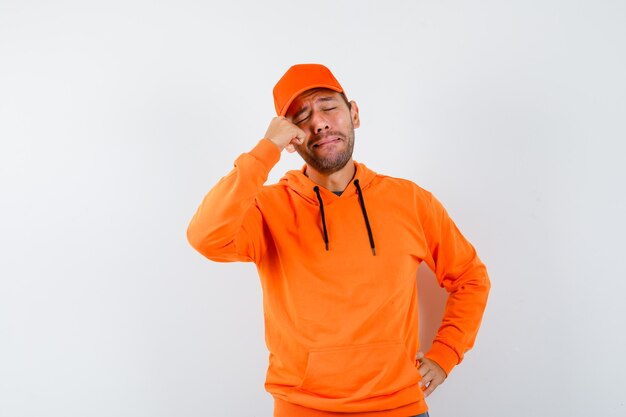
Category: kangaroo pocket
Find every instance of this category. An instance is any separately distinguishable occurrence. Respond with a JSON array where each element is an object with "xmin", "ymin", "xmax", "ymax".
[{"xmin": 295, "ymin": 341, "xmax": 420, "ymax": 401}]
